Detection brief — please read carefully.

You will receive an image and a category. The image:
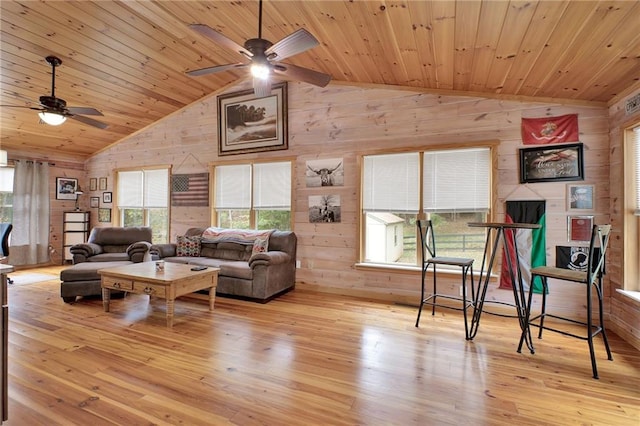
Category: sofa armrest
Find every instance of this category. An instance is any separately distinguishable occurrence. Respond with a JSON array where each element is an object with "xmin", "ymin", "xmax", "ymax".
[
  {"xmin": 70, "ymin": 243, "xmax": 103, "ymax": 263},
  {"xmin": 127, "ymin": 241, "xmax": 153, "ymax": 263},
  {"xmin": 149, "ymin": 243, "xmax": 177, "ymax": 259},
  {"xmin": 249, "ymin": 251, "xmax": 290, "ymax": 268}
]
